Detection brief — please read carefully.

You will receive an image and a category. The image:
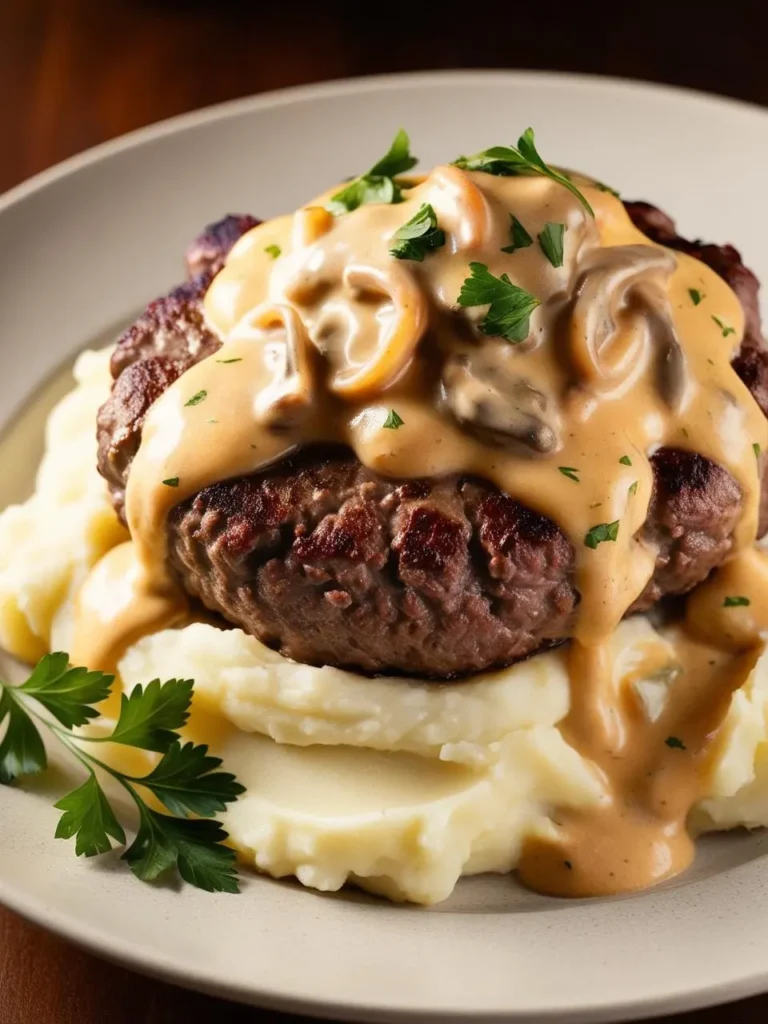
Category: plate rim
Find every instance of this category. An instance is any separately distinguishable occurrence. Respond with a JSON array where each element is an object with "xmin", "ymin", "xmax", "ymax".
[
  {"xmin": 1, "ymin": 863, "xmax": 765, "ymax": 1024},
  {"xmin": 4, "ymin": 68, "xmax": 768, "ymax": 1023},
  {"xmin": 4, "ymin": 67, "xmax": 768, "ymax": 213}
]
